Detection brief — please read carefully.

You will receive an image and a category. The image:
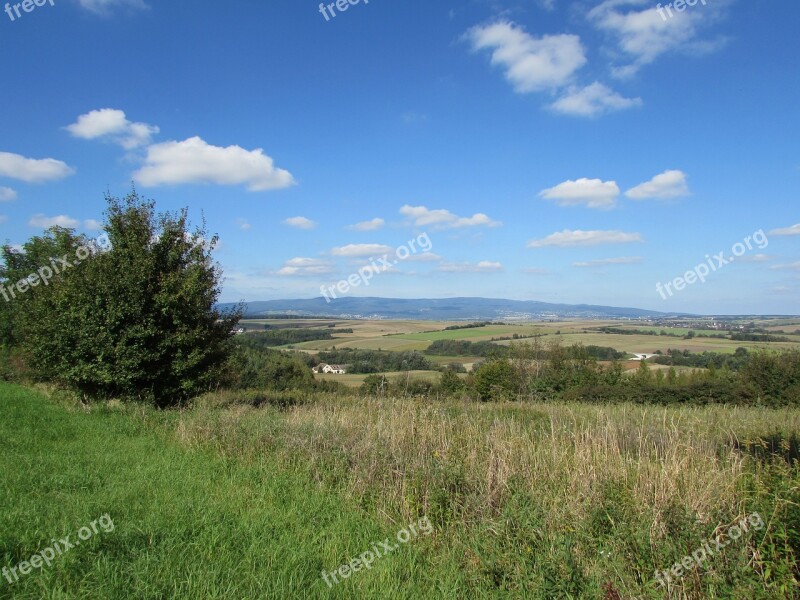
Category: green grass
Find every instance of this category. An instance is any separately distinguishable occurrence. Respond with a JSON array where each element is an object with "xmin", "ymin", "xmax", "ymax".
[
  {"xmin": 0, "ymin": 384, "xmax": 447, "ymax": 599},
  {"xmin": 2, "ymin": 383, "xmax": 798, "ymax": 598}
]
